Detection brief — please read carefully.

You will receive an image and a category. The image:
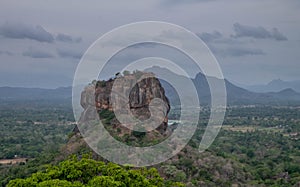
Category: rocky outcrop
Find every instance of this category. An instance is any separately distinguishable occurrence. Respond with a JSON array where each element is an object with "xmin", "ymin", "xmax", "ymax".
[{"xmin": 79, "ymin": 71, "xmax": 170, "ymax": 135}]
